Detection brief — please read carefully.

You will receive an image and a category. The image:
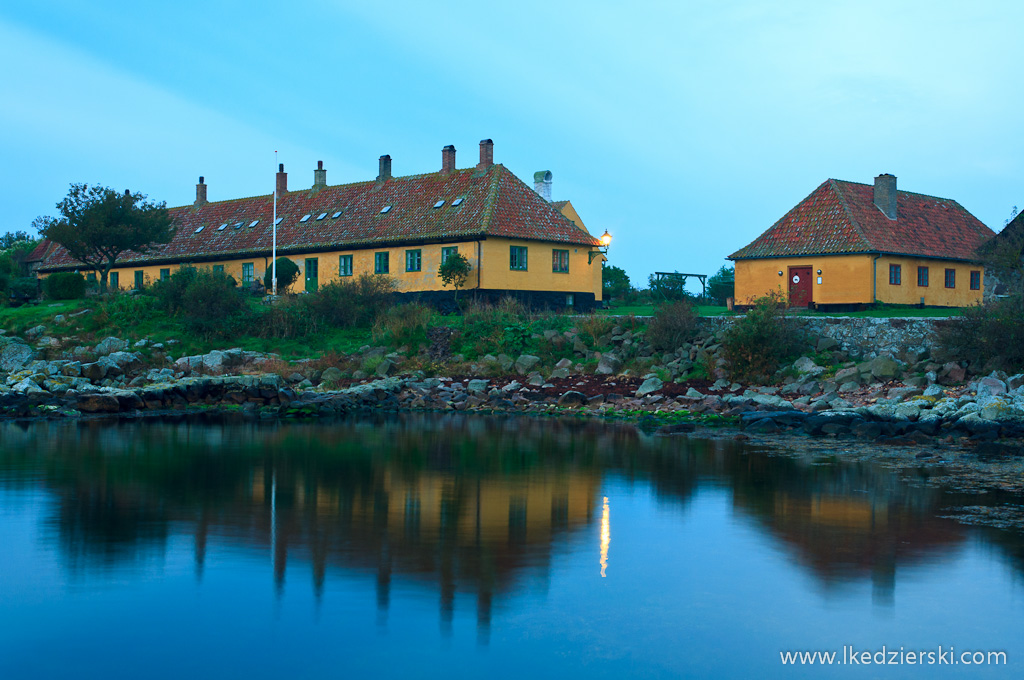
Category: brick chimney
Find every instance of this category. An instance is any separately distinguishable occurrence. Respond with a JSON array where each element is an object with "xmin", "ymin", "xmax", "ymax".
[
  {"xmin": 377, "ymin": 154, "xmax": 392, "ymax": 181},
  {"xmin": 441, "ymin": 145, "xmax": 456, "ymax": 174},
  {"xmin": 478, "ymin": 139, "xmax": 494, "ymax": 170},
  {"xmin": 195, "ymin": 176, "xmax": 207, "ymax": 205},
  {"xmin": 534, "ymin": 170, "xmax": 552, "ymax": 202},
  {"xmin": 276, "ymin": 163, "xmax": 287, "ymax": 195},
  {"xmin": 313, "ymin": 160, "xmax": 326, "ymax": 189},
  {"xmin": 873, "ymin": 173, "xmax": 897, "ymax": 220}
]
